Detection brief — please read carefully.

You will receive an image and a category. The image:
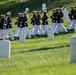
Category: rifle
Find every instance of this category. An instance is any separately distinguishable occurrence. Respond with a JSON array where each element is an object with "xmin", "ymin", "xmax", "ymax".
[
  {"xmin": 61, "ymin": 5, "xmax": 67, "ymax": 10},
  {"xmin": 37, "ymin": 7, "xmax": 52, "ymax": 14}
]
